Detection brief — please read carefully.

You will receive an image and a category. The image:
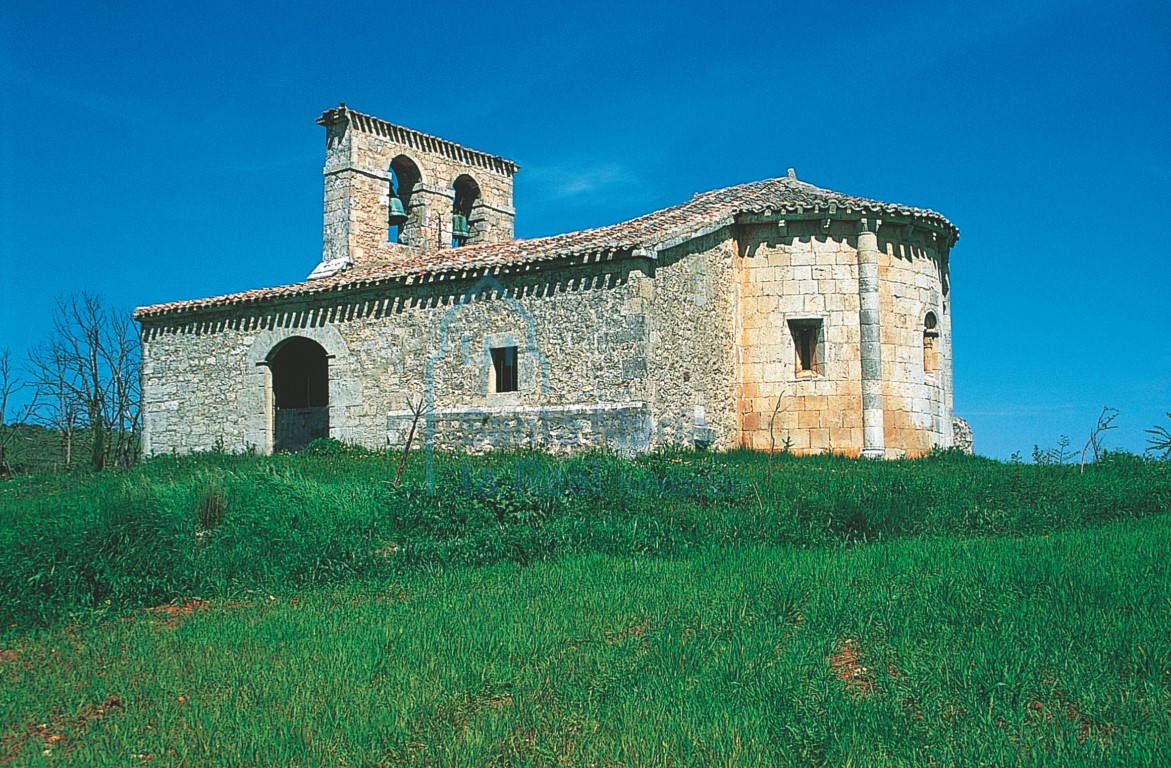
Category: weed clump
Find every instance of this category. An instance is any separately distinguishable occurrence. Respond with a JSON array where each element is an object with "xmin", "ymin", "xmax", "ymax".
[
  {"xmin": 195, "ymin": 473, "xmax": 227, "ymax": 532},
  {"xmin": 302, "ymin": 438, "xmax": 370, "ymax": 457}
]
